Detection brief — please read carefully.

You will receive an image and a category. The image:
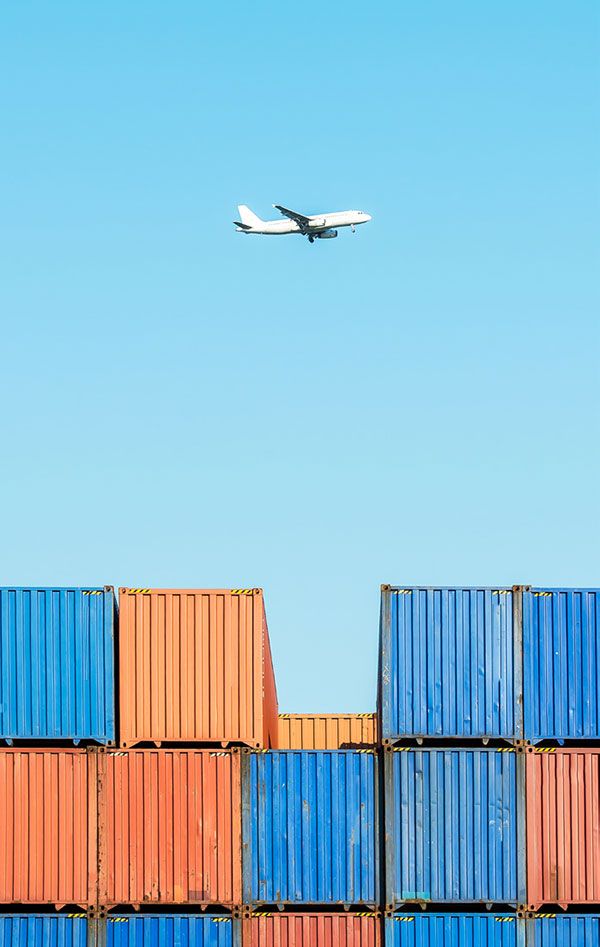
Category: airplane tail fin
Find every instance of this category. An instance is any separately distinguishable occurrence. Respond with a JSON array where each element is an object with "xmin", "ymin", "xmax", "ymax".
[{"xmin": 237, "ymin": 204, "xmax": 264, "ymax": 227}]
